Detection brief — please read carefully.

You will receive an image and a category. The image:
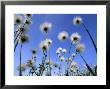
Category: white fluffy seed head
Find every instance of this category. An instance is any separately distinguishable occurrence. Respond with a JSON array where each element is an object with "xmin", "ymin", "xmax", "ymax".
[
  {"xmin": 58, "ymin": 47, "xmax": 63, "ymax": 52},
  {"xmin": 40, "ymin": 22, "xmax": 52, "ymax": 33},
  {"xmin": 58, "ymin": 31, "xmax": 69, "ymax": 41},
  {"xmin": 70, "ymin": 61, "xmax": 78, "ymax": 72},
  {"xmin": 39, "ymin": 40, "xmax": 49, "ymax": 52},
  {"xmin": 62, "ymin": 49, "xmax": 67, "ymax": 54},
  {"xmin": 60, "ymin": 56, "xmax": 65, "ymax": 62},
  {"xmin": 73, "ymin": 16, "xmax": 82, "ymax": 25},
  {"xmin": 24, "ymin": 18, "xmax": 31, "ymax": 26},
  {"xmin": 45, "ymin": 60, "xmax": 53, "ymax": 65},
  {"xmin": 72, "ymin": 53, "xmax": 76, "ymax": 58},
  {"xmin": 26, "ymin": 59, "xmax": 35, "ymax": 68},
  {"xmin": 70, "ymin": 32, "xmax": 81, "ymax": 44},
  {"xmin": 24, "ymin": 14, "xmax": 32, "ymax": 18},
  {"xmin": 14, "ymin": 15, "xmax": 23, "ymax": 25},
  {"xmin": 45, "ymin": 39, "xmax": 52, "ymax": 46},
  {"xmin": 76, "ymin": 43, "xmax": 85, "ymax": 53},
  {"xmin": 56, "ymin": 50, "xmax": 60, "ymax": 55}
]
